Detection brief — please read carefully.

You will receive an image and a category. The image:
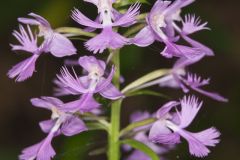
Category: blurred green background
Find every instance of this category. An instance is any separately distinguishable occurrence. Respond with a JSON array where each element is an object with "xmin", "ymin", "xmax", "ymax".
[{"xmin": 0, "ymin": 0, "xmax": 240, "ymax": 160}]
